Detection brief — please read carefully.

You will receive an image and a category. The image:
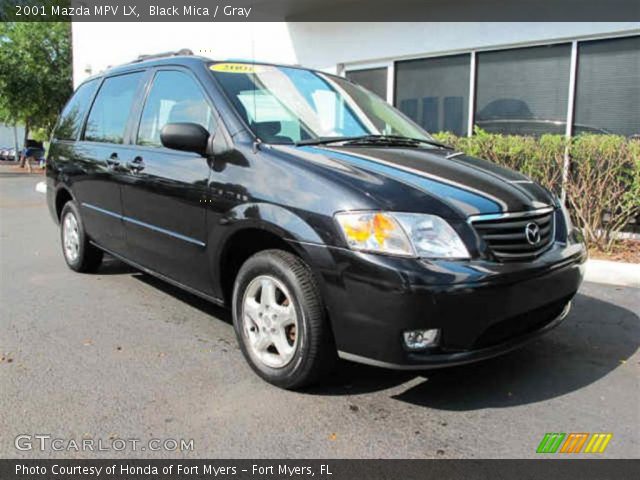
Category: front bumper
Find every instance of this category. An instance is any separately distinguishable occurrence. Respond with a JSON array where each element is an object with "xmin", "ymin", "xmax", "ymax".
[
  {"xmin": 339, "ymin": 301, "xmax": 572, "ymax": 370},
  {"xmin": 301, "ymin": 240, "xmax": 586, "ymax": 369}
]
